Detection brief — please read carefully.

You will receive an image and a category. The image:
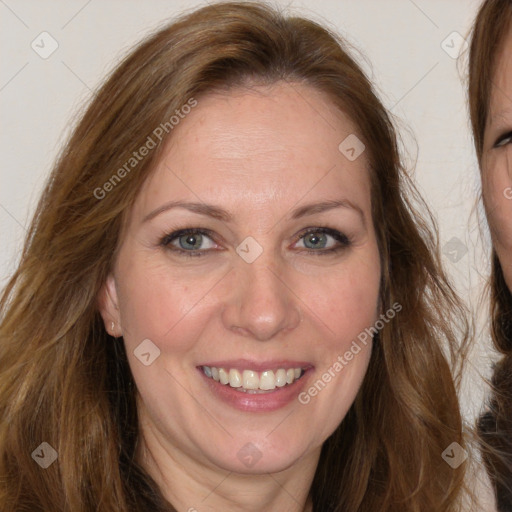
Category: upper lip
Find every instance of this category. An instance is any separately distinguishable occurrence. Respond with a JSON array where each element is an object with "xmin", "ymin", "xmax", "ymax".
[{"xmin": 197, "ymin": 359, "xmax": 313, "ymax": 372}]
